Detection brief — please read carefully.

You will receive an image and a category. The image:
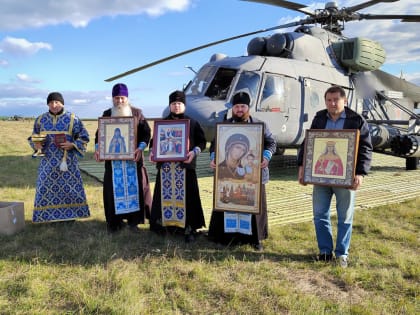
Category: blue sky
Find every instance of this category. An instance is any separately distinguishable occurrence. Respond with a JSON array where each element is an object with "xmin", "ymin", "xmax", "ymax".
[{"xmin": 0, "ymin": 0, "xmax": 419, "ymax": 119}]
